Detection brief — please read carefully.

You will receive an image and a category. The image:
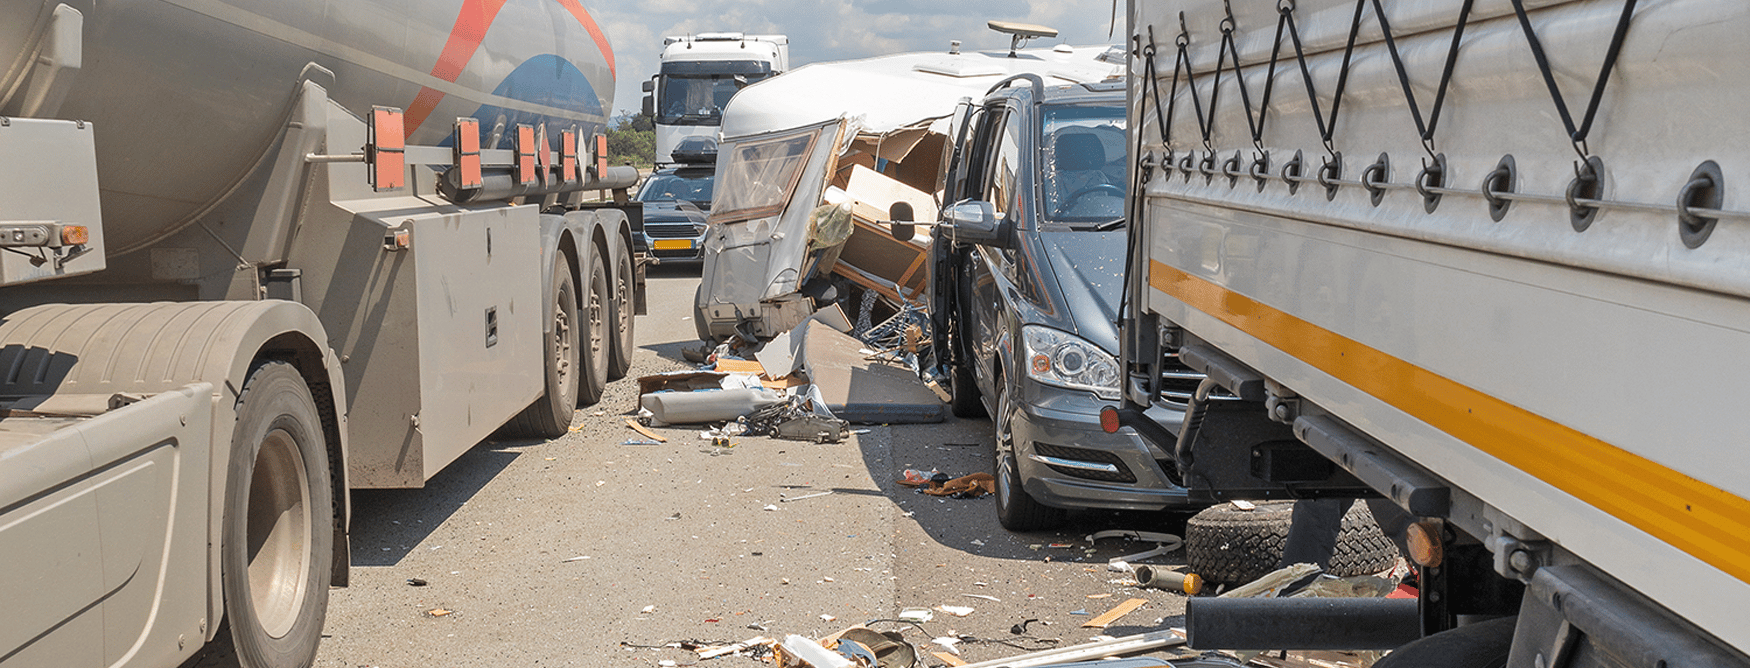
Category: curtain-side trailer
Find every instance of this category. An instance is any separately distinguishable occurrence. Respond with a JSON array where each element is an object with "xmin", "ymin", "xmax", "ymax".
[{"xmin": 1117, "ymin": 0, "xmax": 1750, "ymax": 665}]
